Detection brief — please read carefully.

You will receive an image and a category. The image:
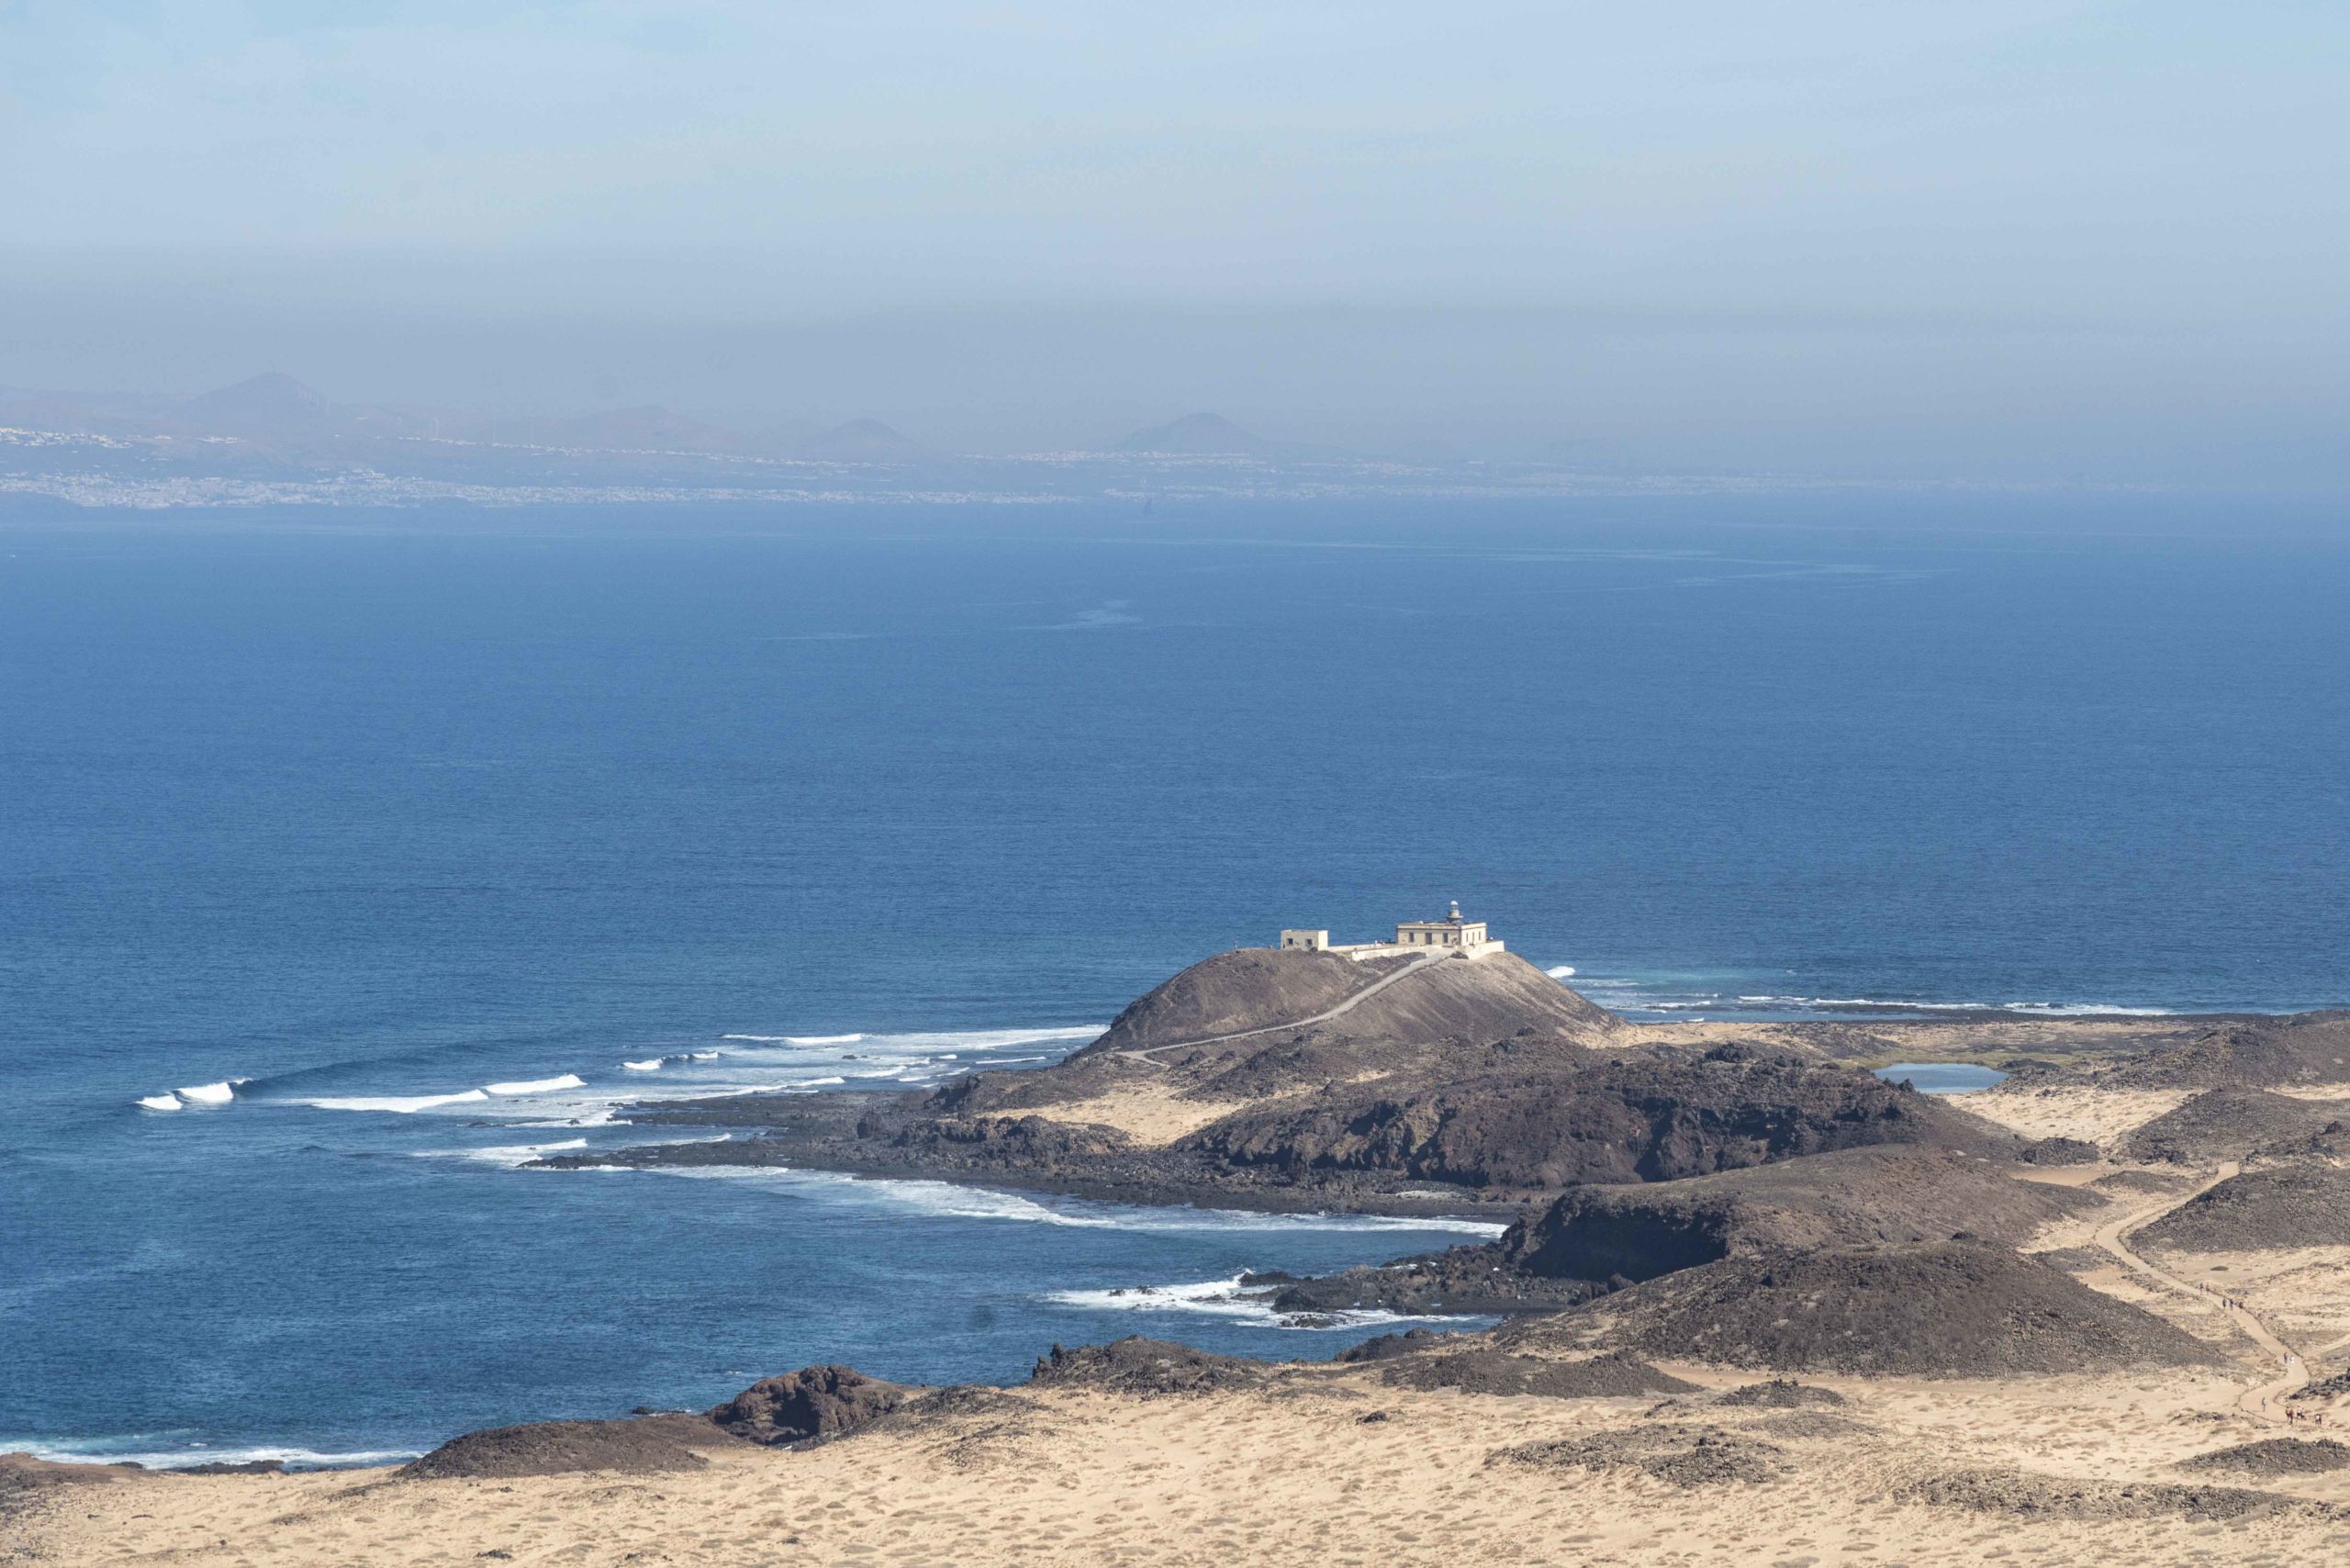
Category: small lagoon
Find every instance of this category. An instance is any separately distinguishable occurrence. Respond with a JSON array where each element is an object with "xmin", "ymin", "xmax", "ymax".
[{"xmin": 1873, "ymin": 1062, "xmax": 2009, "ymax": 1094}]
